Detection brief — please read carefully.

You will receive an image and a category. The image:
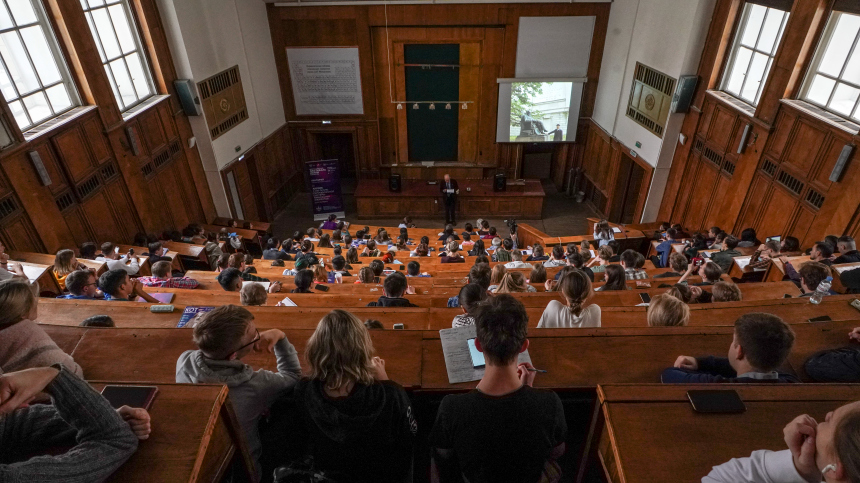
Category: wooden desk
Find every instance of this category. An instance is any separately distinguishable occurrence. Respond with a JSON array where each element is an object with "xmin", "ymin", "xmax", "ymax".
[
  {"xmin": 211, "ymin": 217, "xmax": 270, "ymax": 235},
  {"xmin": 354, "ymin": 179, "xmax": 545, "ymax": 219},
  {"xmin": 8, "ymin": 250, "xmax": 107, "ymax": 276},
  {"xmin": 17, "ymin": 261, "xmax": 62, "ymax": 294},
  {"xmin": 596, "ymin": 384, "xmax": 860, "ymax": 483},
  {"xmin": 202, "ymin": 224, "xmax": 259, "ymax": 243},
  {"xmin": 114, "ymin": 244, "xmax": 182, "ymax": 274}
]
